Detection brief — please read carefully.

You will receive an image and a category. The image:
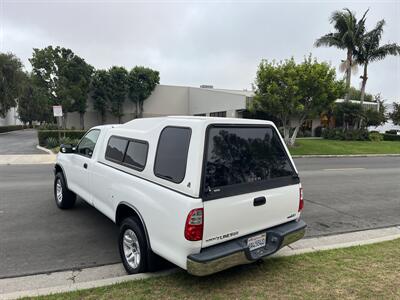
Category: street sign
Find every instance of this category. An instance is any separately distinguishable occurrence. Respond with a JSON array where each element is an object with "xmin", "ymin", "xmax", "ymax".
[{"xmin": 53, "ymin": 106, "xmax": 63, "ymax": 117}]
